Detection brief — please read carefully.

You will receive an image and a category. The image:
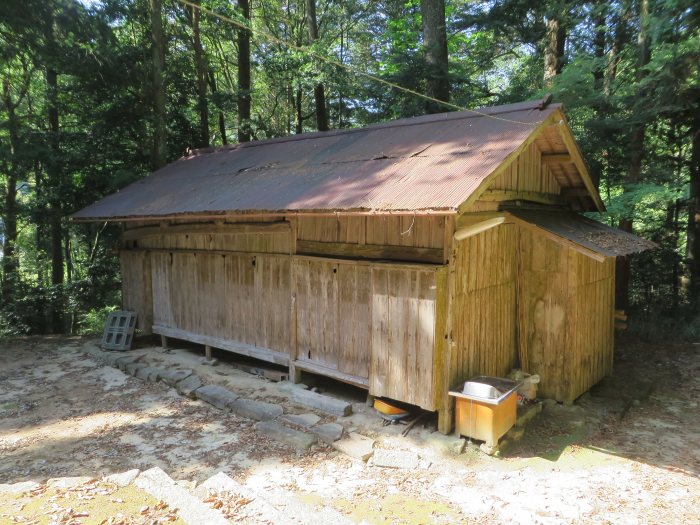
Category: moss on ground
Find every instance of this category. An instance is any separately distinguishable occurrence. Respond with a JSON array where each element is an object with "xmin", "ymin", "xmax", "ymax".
[
  {"xmin": 0, "ymin": 481, "xmax": 185, "ymax": 524},
  {"xmin": 298, "ymin": 491, "xmax": 463, "ymax": 524}
]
